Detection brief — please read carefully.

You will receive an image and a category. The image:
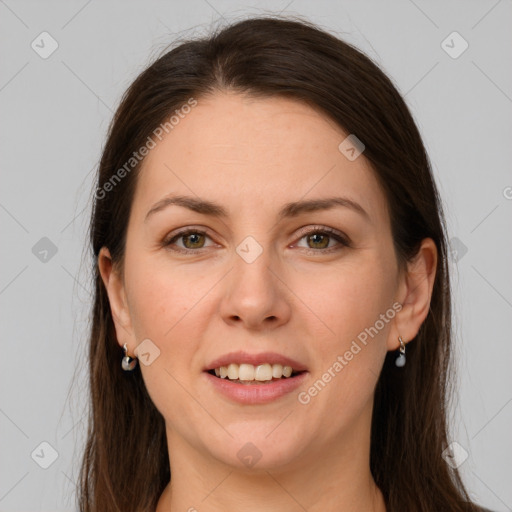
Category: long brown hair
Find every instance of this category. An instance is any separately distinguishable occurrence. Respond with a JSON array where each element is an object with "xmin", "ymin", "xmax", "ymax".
[{"xmin": 79, "ymin": 15, "xmax": 482, "ymax": 511}]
